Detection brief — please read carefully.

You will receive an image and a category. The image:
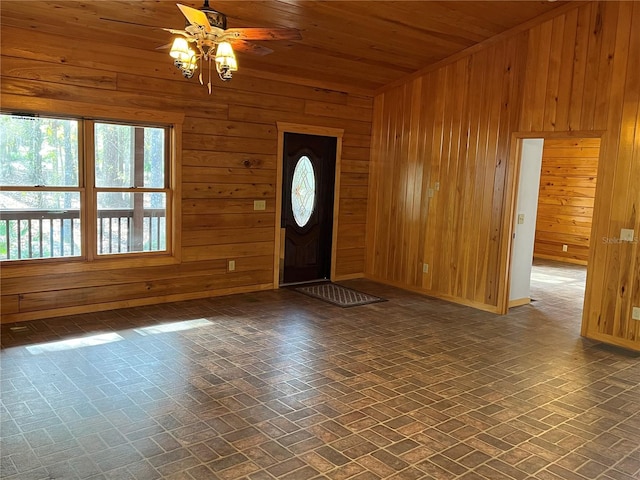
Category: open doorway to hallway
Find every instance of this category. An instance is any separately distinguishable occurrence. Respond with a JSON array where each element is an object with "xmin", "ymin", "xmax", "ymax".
[
  {"xmin": 530, "ymin": 258, "xmax": 587, "ymax": 319},
  {"xmin": 508, "ymin": 136, "xmax": 601, "ymax": 319}
]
